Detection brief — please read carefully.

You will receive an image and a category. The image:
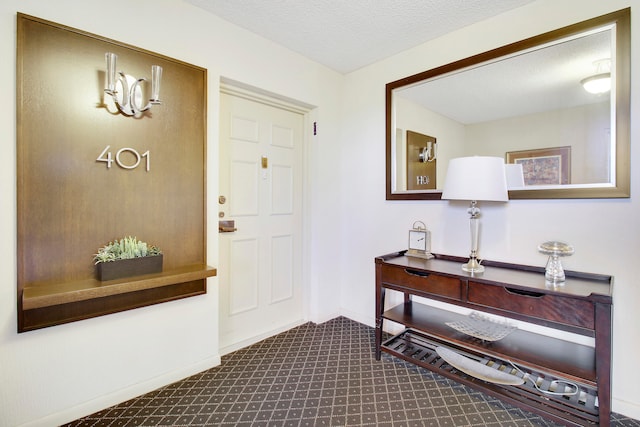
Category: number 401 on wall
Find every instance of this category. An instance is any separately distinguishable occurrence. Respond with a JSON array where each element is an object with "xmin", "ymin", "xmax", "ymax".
[{"xmin": 97, "ymin": 146, "xmax": 151, "ymax": 171}]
